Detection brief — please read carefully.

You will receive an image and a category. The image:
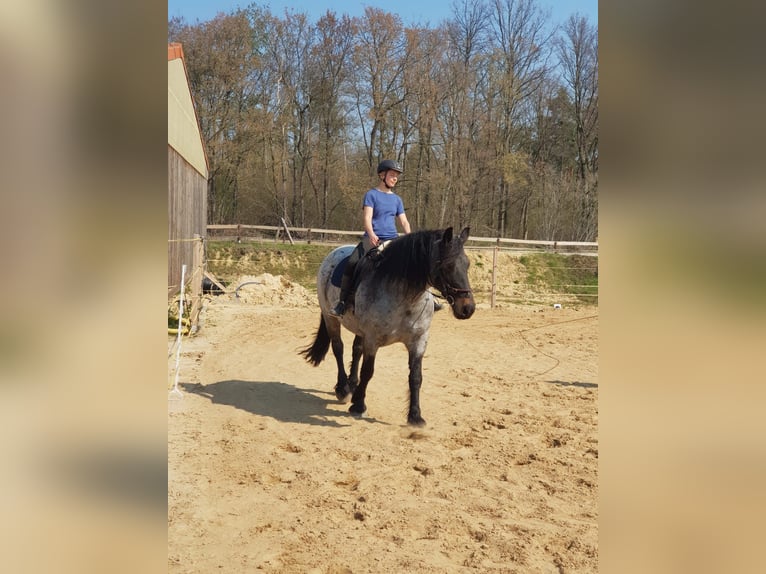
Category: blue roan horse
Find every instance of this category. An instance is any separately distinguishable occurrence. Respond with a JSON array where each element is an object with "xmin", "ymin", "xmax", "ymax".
[{"xmin": 300, "ymin": 227, "xmax": 476, "ymax": 426}]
